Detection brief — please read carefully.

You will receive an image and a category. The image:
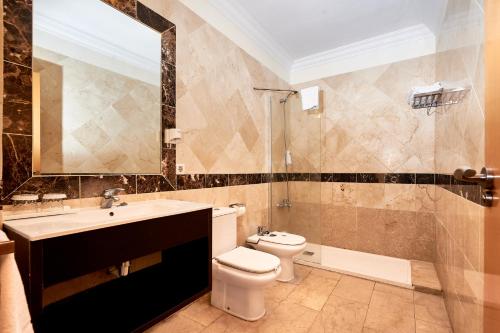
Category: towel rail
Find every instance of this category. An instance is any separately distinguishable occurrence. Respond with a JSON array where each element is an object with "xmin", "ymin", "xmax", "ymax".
[{"xmin": 0, "ymin": 240, "xmax": 15, "ymax": 255}]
